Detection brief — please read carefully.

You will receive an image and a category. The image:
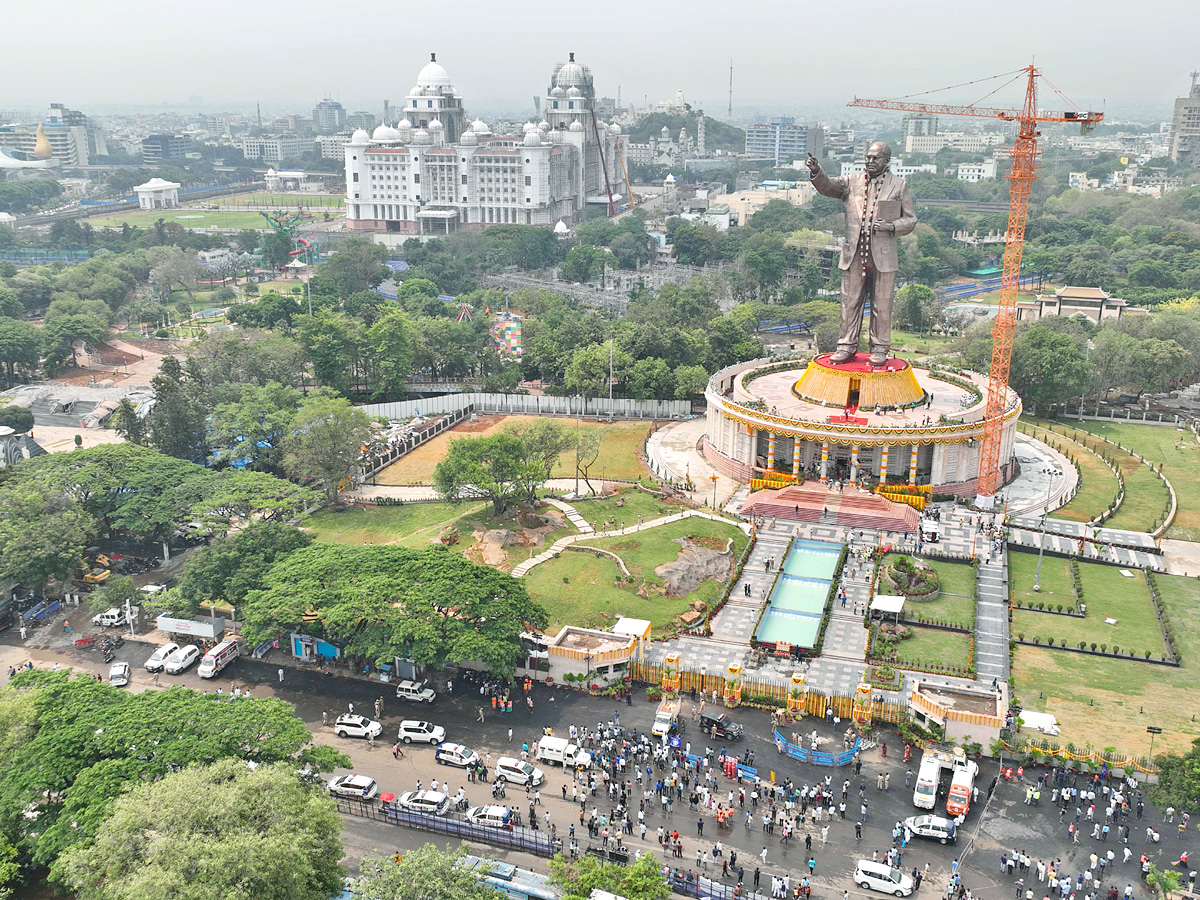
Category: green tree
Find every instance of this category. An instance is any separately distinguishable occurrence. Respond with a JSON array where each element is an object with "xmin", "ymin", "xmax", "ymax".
[
  {"xmin": 896, "ymin": 283, "xmax": 938, "ymax": 332},
  {"xmin": 1147, "ymin": 736, "xmax": 1200, "ymax": 810},
  {"xmin": 145, "ymin": 356, "xmax": 209, "ymax": 461},
  {"xmin": 208, "ymin": 381, "xmax": 302, "ymax": 473},
  {"xmin": 42, "ymin": 313, "xmax": 107, "ymax": 369},
  {"xmin": 503, "ymin": 419, "xmax": 576, "ymax": 505},
  {"xmin": 630, "ymin": 357, "xmax": 673, "ymax": 400},
  {"xmin": 433, "ymin": 432, "xmax": 526, "ymax": 514},
  {"xmin": 353, "ymin": 844, "xmax": 496, "ymax": 900},
  {"xmin": 178, "ymin": 521, "xmax": 312, "ymax": 615},
  {"xmin": 260, "ymin": 231, "xmax": 295, "ymax": 269},
  {"xmin": 561, "ymin": 245, "xmax": 613, "ymax": 283},
  {"xmin": 86, "ymin": 575, "xmax": 141, "ymax": 615},
  {"xmin": 565, "ymin": 341, "xmax": 632, "ymax": 398},
  {"xmin": 0, "ymin": 285, "xmax": 22, "ymax": 319},
  {"xmin": 673, "ymin": 364, "xmax": 709, "ymax": 400},
  {"xmin": 1145, "ymin": 862, "xmax": 1180, "ymax": 900},
  {"xmin": 283, "ymin": 393, "xmax": 371, "ymax": 502},
  {"xmin": 366, "ymin": 307, "xmax": 414, "ymax": 401},
  {"xmin": 0, "ymin": 482, "xmax": 94, "ymax": 596},
  {"xmin": 1009, "ymin": 325, "xmax": 1090, "ymax": 413},
  {"xmin": 59, "ymin": 758, "xmax": 343, "ymax": 900},
  {"xmin": 241, "ymin": 544, "xmax": 547, "ymax": 673},
  {"xmin": 294, "ymin": 309, "xmax": 363, "ymax": 394},
  {"xmin": 0, "ymin": 316, "xmax": 43, "ymax": 386},
  {"xmin": 1128, "ymin": 259, "xmax": 1177, "ymax": 289},
  {"xmin": 320, "ymin": 235, "xmax": 390, "ymax": 296},
  {"xmin": 0, "ymin": 402, "xmax": 34, "ymax": 434},
  {"xmin": 549, "ymin": 851, "xmax": 669, "ymax": 900},
  {"xmin": 397, "ymin": 277, "xmax": 440, "ymax": 305}
]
